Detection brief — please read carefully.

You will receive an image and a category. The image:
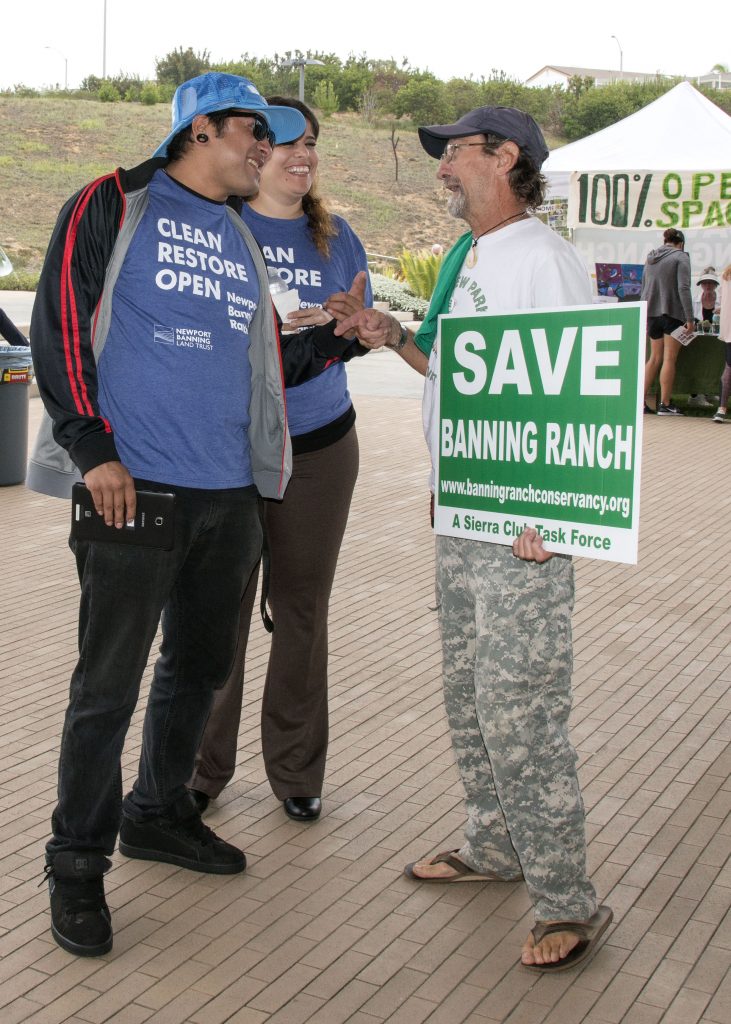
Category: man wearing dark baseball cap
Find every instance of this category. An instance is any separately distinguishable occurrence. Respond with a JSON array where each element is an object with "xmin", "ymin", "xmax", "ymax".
[
  {"xmin": 29, "ymin": 72, "xmax": 363, "ymax": 957},
  {"xmin": 334, "ymin": 106, "xmax": 612, "ymax": 972},
  {"xmin": 417, "ymin": 105, "xmax": 549, "ymax": 170}
]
